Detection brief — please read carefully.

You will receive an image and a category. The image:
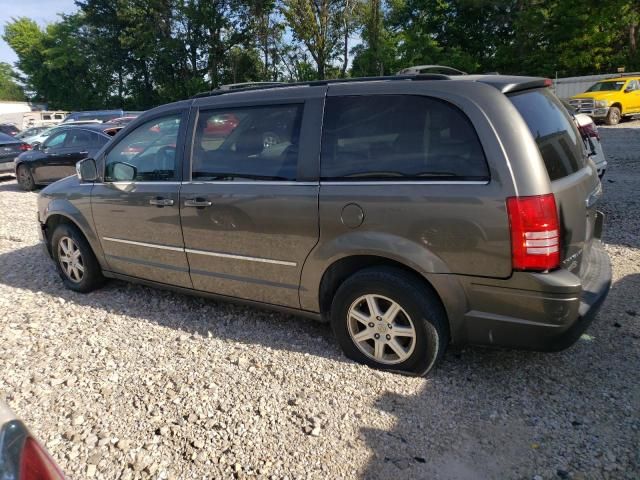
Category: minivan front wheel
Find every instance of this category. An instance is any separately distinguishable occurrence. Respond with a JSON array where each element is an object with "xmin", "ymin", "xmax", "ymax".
[
  {"xmin": 51, "ymin": 223, "xmax": 104, "ymax": 293},
  {"xmin": 331, "ymin": 268, "xmax": 448, "ymax": 375}
]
